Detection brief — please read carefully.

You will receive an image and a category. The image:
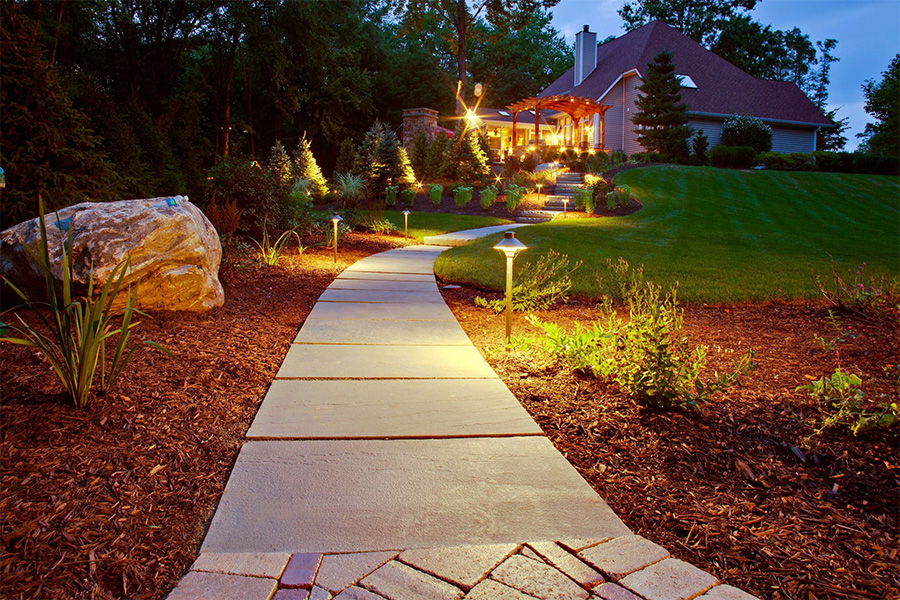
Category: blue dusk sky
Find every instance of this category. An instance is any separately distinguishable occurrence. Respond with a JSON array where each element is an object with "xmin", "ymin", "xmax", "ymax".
[{"xmin": 548, "ymin": 0, "xmax": 900, "ymax": 150}]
